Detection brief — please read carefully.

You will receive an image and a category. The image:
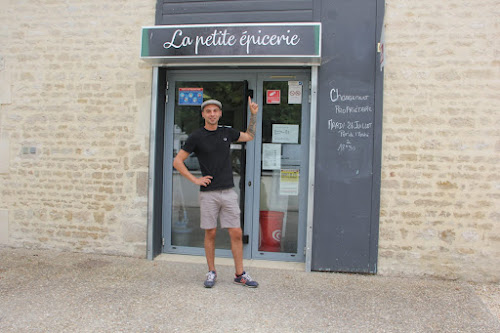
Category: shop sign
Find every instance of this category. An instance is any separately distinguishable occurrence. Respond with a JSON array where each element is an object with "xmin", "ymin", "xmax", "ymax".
[{"xmin": 141, "ymin": 23, "xmax": 321, "ymax": 63}]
